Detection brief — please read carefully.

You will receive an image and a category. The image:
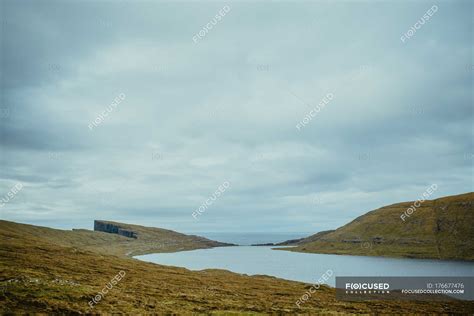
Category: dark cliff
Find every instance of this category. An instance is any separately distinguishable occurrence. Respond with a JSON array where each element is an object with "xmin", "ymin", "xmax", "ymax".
[{"xmin": 94, "ymin": 220, "xmax": 138, "ymax": 239}]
